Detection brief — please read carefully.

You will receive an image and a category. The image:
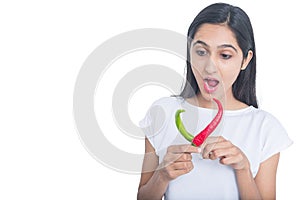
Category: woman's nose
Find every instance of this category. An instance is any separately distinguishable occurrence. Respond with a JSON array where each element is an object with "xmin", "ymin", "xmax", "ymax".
[{"xmin": 205, "ymin": 58, "xmax": 217, "ymax": 74}]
